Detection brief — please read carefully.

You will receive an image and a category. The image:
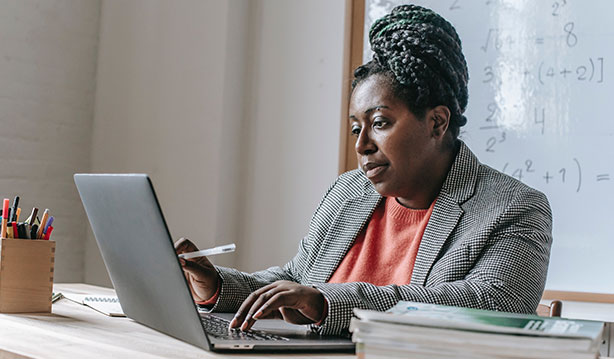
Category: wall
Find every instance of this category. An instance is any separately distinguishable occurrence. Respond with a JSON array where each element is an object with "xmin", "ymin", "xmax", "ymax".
[
  {"xmin": 0, "ymin": 0, "xmax": 100, "ymax": 282},
  {"xmin": 237, "ymin": 0, "xmax": 346, "ymax": 272},
  {"xmin": 86, "ymin": 0, "xmax": 243, "ymax": 286},
  {"xmin": 86, "ymin": 0, "xmax": 346, "ymax": 285}
]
